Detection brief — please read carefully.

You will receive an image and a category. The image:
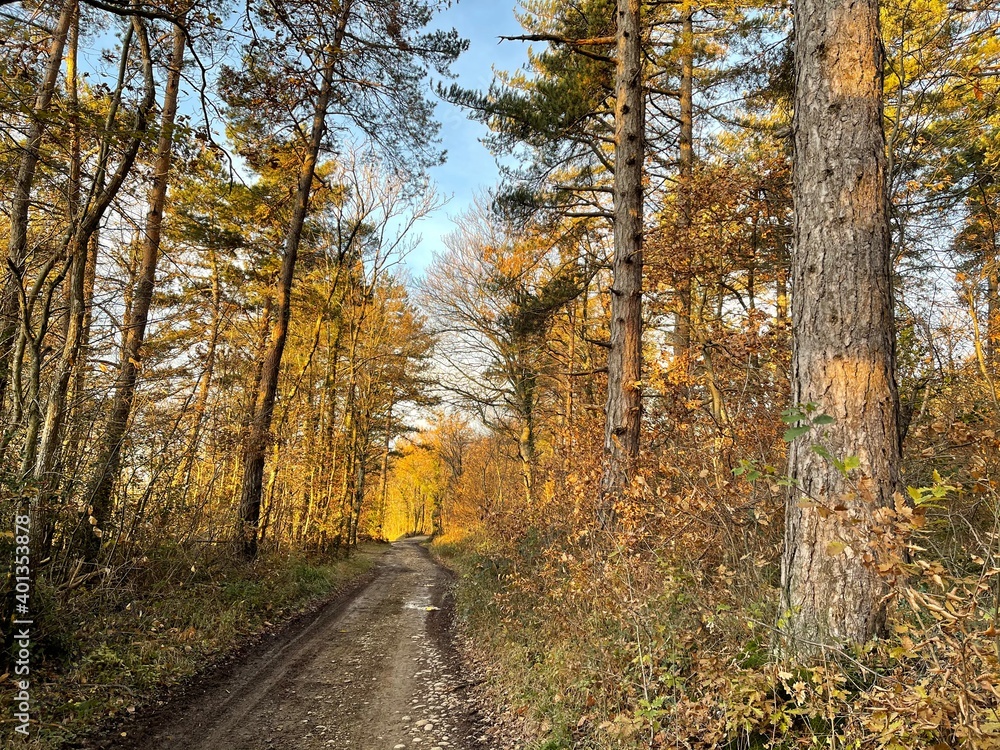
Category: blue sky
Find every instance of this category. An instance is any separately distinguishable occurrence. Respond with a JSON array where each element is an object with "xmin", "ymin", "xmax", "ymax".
[
  {"xmin": 73, "ymin": 1, "xmax": 528, "ymax": 275},
  {"xmin": 407, "ymin": 0, "xmax": 530, "ymax": 274}
]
